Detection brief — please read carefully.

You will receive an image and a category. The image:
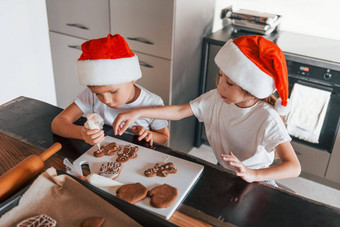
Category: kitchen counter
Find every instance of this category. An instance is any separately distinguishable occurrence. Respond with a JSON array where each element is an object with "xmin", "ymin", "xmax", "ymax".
[{"xmin": 1, "ymin": 96, "xmax": 340, "ymax": 226}]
